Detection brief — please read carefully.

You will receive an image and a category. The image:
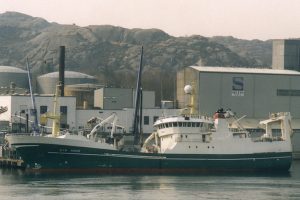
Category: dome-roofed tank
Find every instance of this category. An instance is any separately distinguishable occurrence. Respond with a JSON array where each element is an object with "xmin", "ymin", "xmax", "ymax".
[
  {"xmin": 0, "ymin": 66, "xmax": 29, "ymax": 89},
  {"xmin": 37, "ymin": 71, "xmax": 97, "ymax": 94}
]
